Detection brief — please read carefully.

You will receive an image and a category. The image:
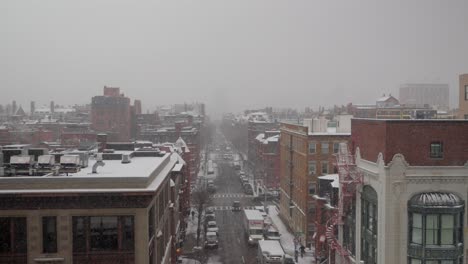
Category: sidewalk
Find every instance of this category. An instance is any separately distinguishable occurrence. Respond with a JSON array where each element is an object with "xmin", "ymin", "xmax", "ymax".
[{"xmin": 268, "ymin": 205, "xmax": 315, "ymax": 264}]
